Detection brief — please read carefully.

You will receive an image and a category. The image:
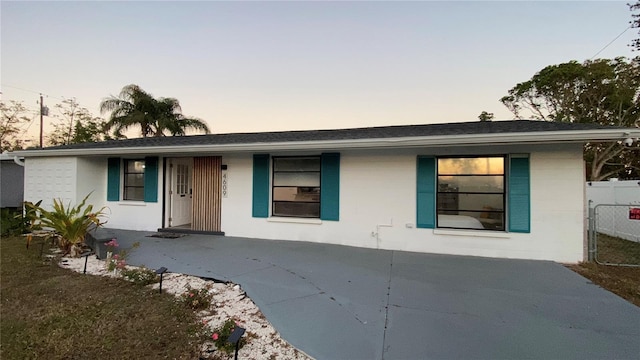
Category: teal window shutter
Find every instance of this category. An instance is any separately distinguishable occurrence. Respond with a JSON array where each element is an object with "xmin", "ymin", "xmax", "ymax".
[
  {"xmin": 509, "ymin": 156, "xmax": 530, "ymax": 233},
  {"xmin": 144, "ymin": 156, "xmax": 159, "ymax": 203},
  {"xmin": 252, "ymin": 154, "xmax": 270, "ymax": 218},
  {"xmin": 107, "ymin": 158, "xmax": 121, "ymax": 201},
  {"xmin": 416, "ymin": 156, "xmax": 436, "ymax": 228},
  {"xmin": 321, "ymin": 153, "xmax": 340, "ymax": 221}
]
